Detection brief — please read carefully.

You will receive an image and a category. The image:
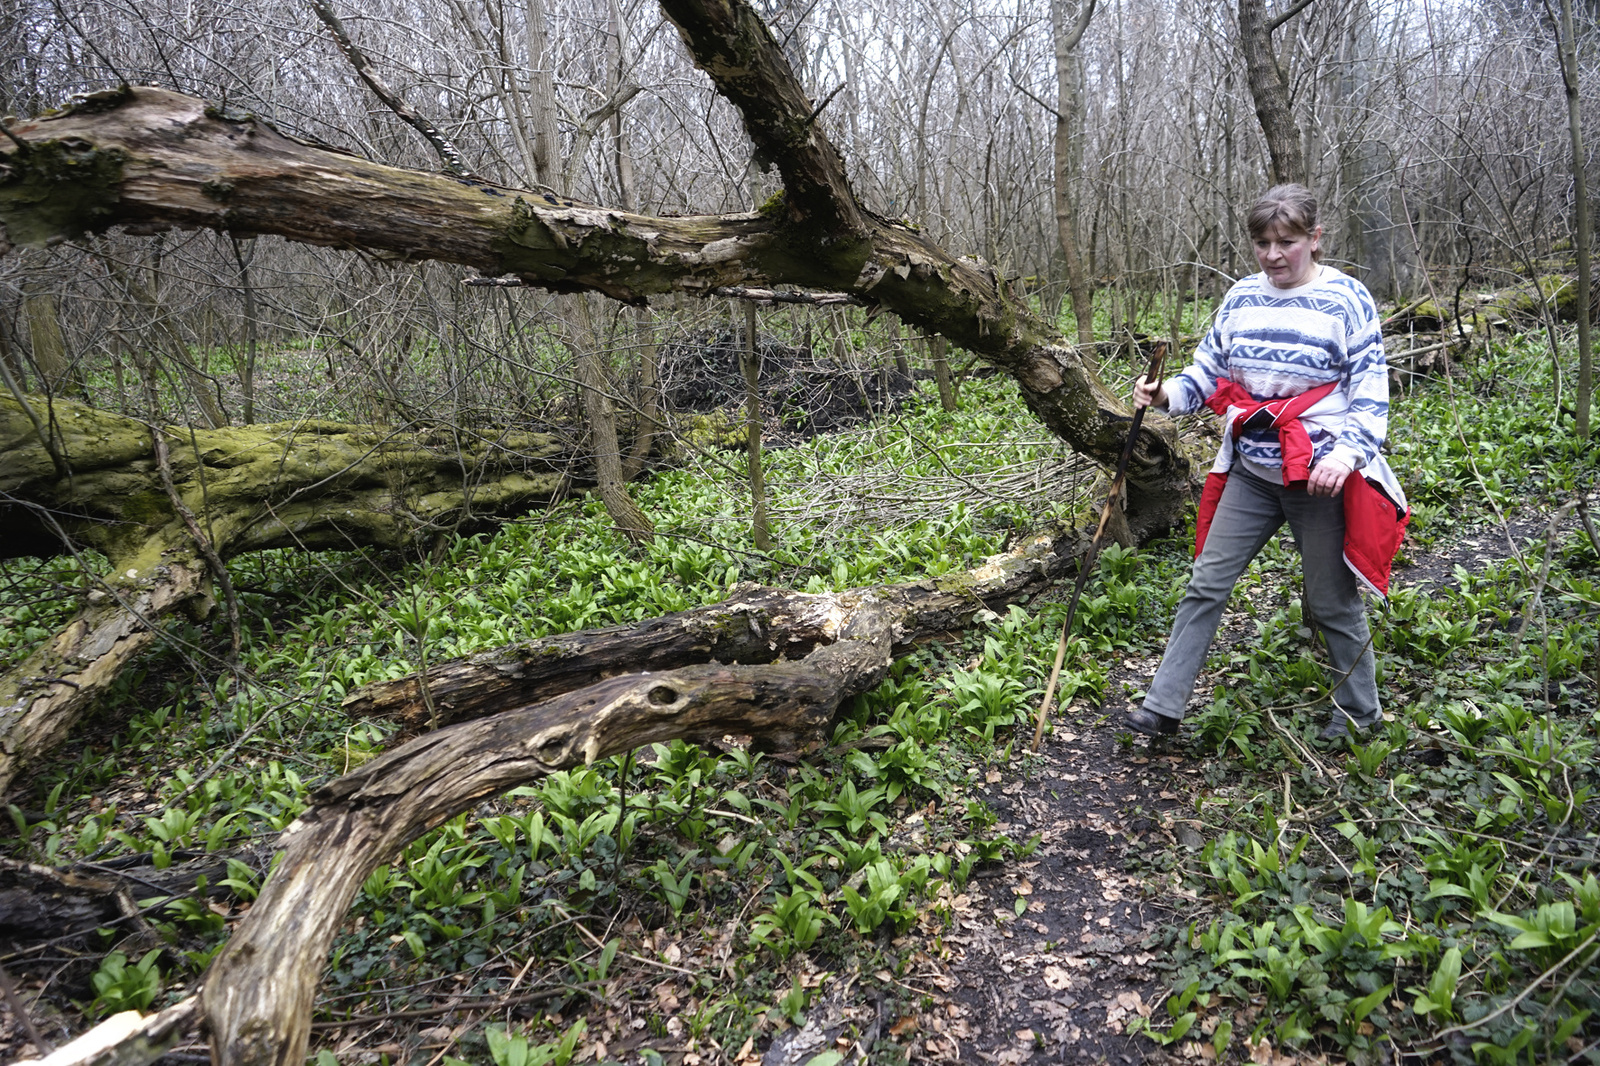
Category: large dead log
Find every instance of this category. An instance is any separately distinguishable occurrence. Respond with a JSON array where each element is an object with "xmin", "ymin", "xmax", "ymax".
[
  {"xmin": 344, "ymin": 523, "xmax": 1089, "ymax": 731},
  {"xmin": 200, "ymin": 519, "xmax": 1081, "ymax": 1065},
  {"xmin": 0, "ymin": 2, "xmax": 1199, "ymax": 1055},
  {"xmin": 0, "ymin": 0, "xmax": 1198, "ymax": 791},
  {"xmin": 204, "ymin": 632, "xmax": 890, "ymax": 1066},
  {"xmin": 18, "ymin": 521, "xmax": 1086, "ymax": 1066},
  {"xmin": 0, "ymin": 393, "xmax": 570, "ymax": 794}
]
